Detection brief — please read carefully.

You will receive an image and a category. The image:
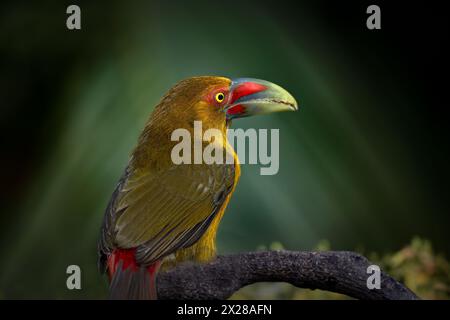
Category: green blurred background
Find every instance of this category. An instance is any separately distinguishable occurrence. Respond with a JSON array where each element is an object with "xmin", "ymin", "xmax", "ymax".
[{"xmin": 0, "ymin": 1, "xmax": 448, "ymax": 298}]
